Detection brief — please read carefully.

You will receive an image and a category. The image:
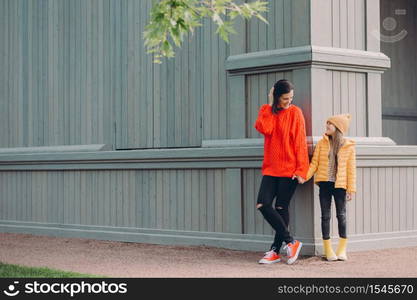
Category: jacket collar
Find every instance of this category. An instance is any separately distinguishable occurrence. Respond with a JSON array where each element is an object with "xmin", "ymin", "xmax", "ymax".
[{"xmin": 322, "ymin": 133, "xmax": 355, "ymax": 148}]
